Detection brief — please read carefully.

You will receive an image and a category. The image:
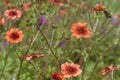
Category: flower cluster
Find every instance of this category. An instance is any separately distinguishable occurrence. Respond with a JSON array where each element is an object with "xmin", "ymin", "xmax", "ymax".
[{"xmin": 0, "ymin": 0, "xmax": 119, "ymax": 80}]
